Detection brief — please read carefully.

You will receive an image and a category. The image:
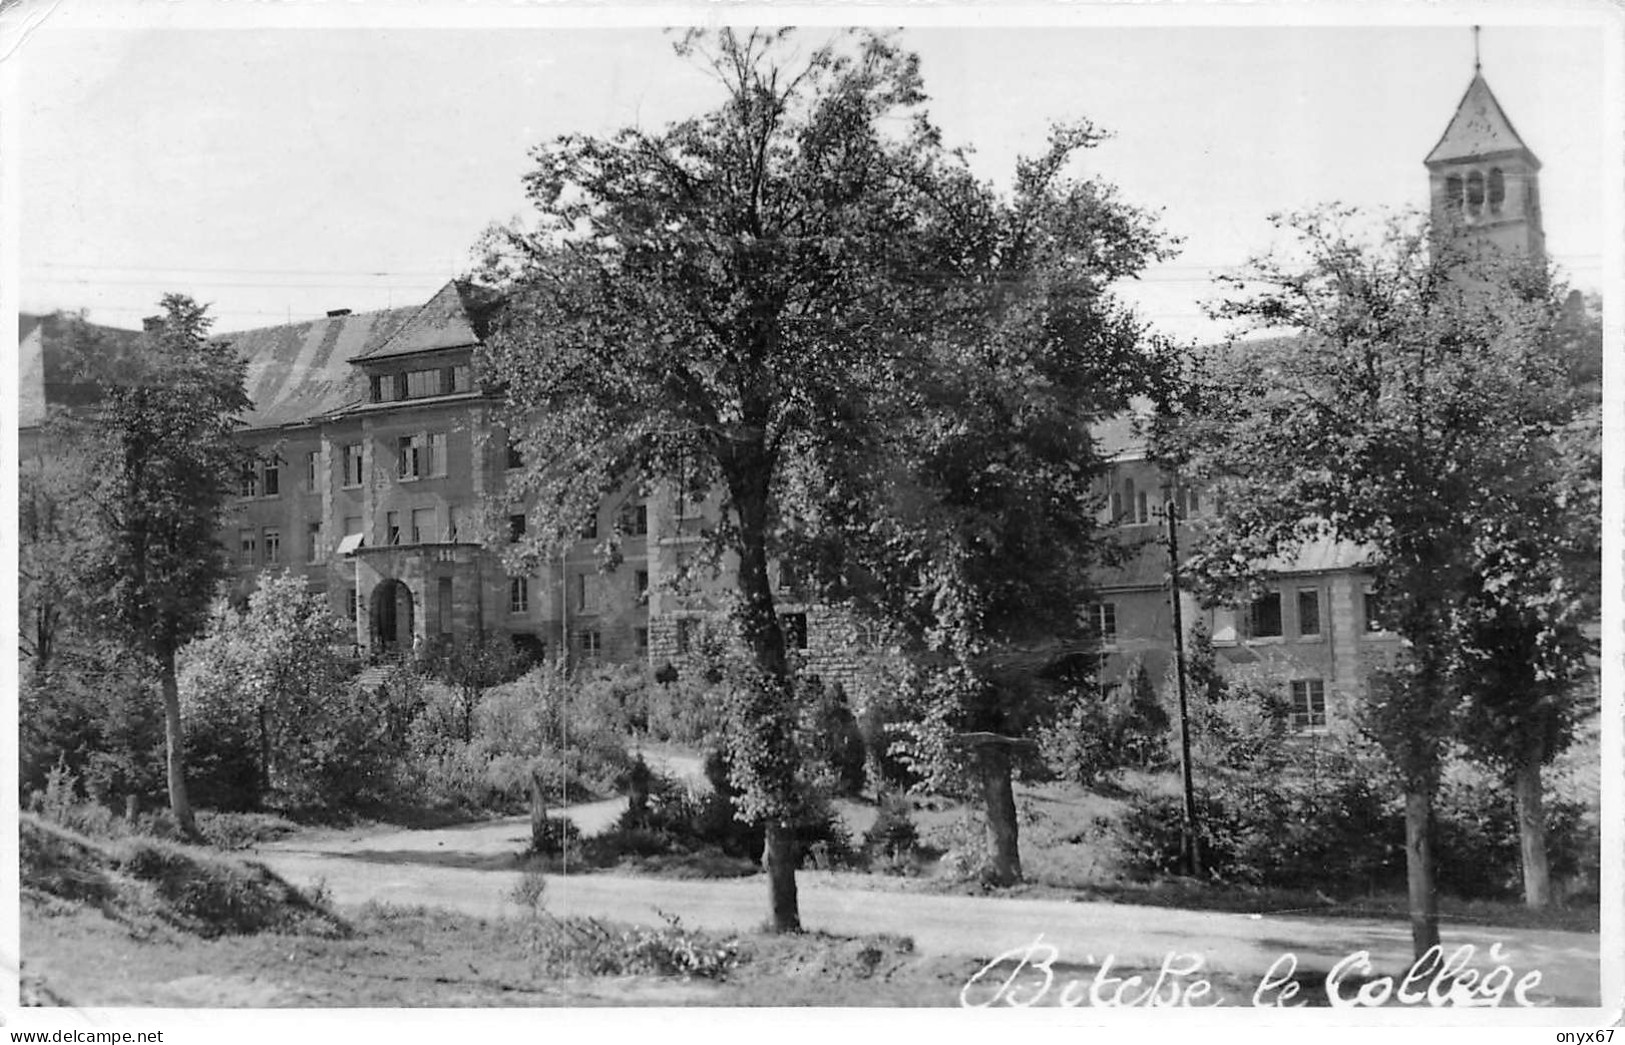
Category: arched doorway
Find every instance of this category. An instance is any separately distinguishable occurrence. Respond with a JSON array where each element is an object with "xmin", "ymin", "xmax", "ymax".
[{"xmin": 370, "ymin": 578, "xmax": 415, "ymax": 654}]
